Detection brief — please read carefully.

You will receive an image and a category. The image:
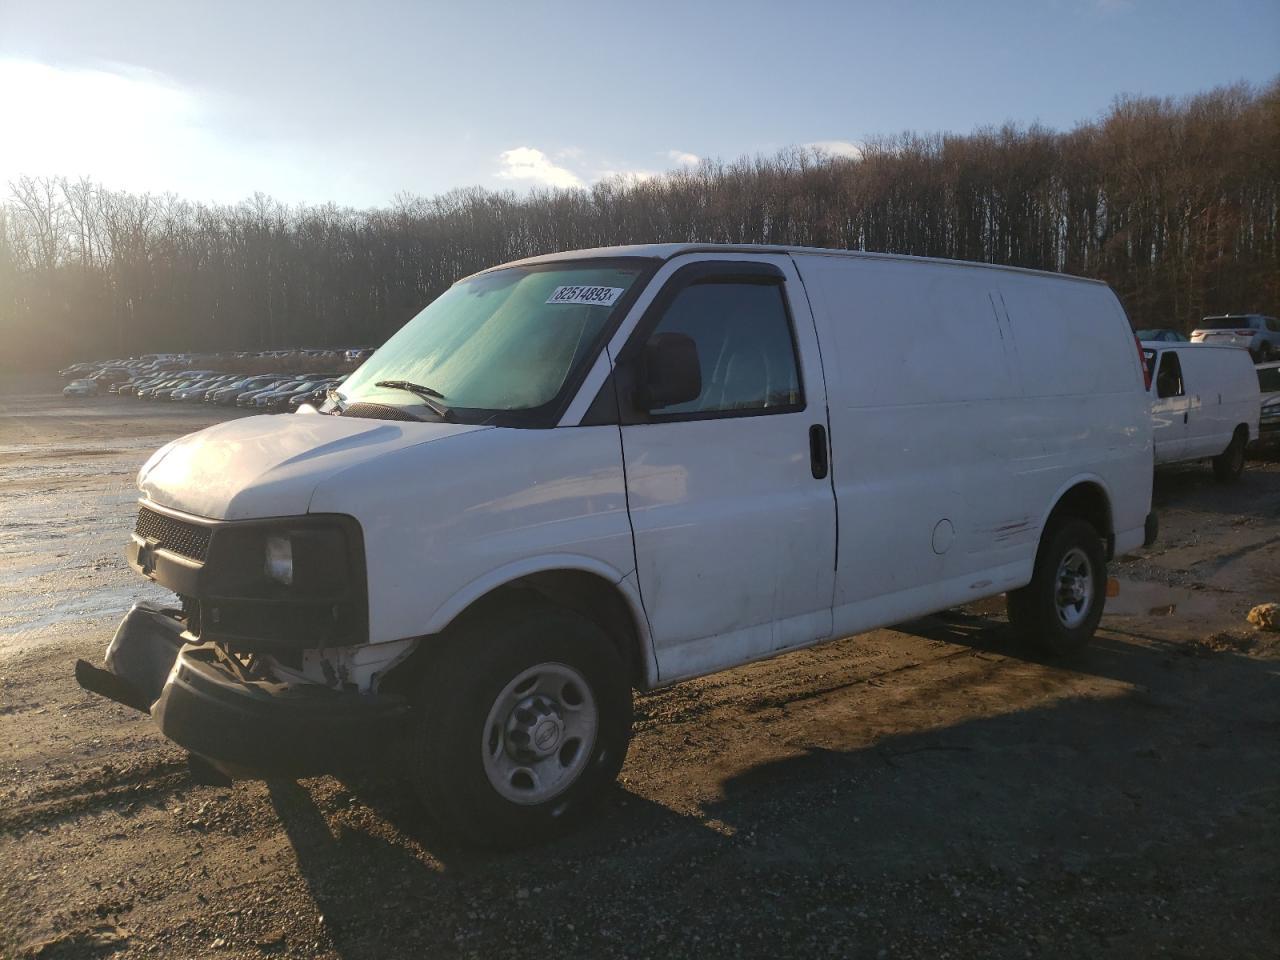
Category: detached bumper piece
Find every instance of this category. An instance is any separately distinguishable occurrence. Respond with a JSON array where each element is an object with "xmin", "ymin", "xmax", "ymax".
[
  {"xmin": 75, "ymin": 602, "xmax": 186, "ymax": 712},
  {"xmin": 76, "ymin": 602, "xmax": 409, "ymax": 781}
]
